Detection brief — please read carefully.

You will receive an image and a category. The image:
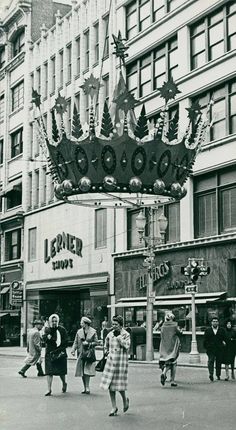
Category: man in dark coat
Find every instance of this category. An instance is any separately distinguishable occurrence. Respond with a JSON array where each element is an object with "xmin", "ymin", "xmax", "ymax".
[{"xmin": 203, "ymin": 317, "xmax": 227, "ymax": 382}]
